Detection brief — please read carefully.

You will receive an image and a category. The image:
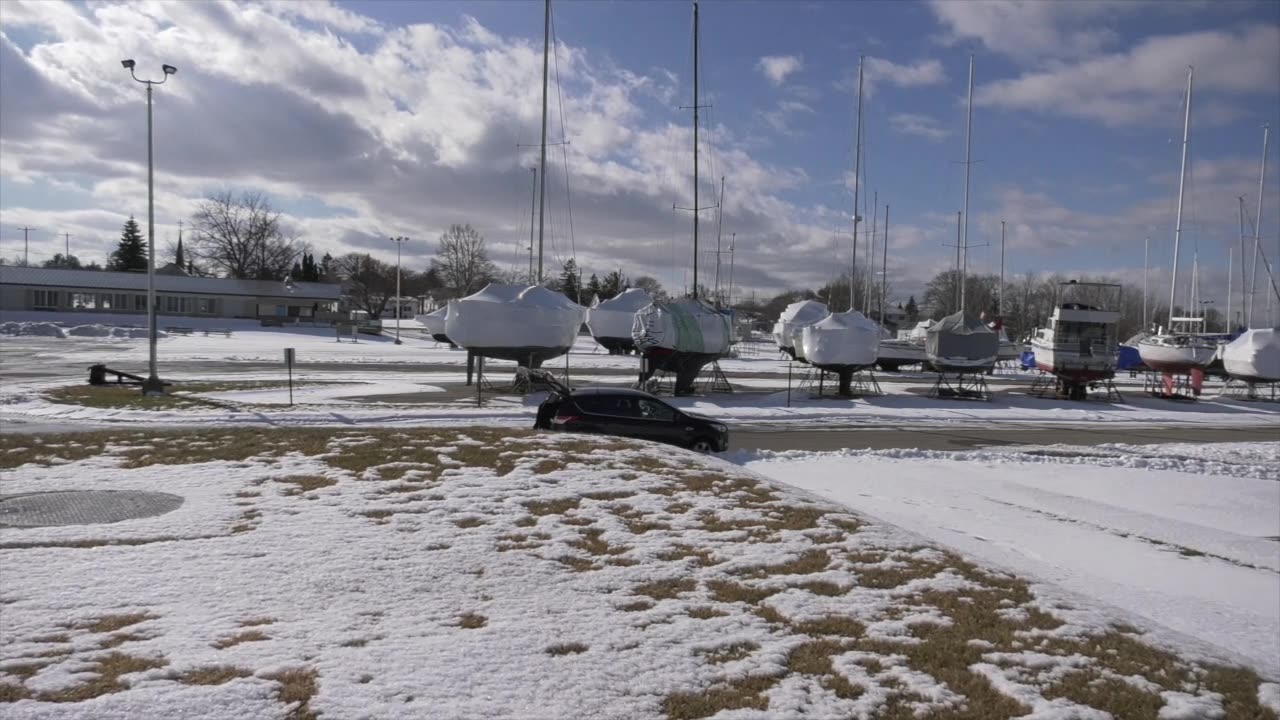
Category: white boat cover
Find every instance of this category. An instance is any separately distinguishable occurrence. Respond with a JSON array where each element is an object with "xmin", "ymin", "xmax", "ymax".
[
  {"xmin": 802, "ymin": 310, "xmax": 880, "ymax": 367},
  {"xmin": 926, "ymin": 312, "xmax": 998, "ymax": 362},
  {"xmin": 416, "ymin": 307, "xmax": 448, "ymax": 336},
  {"xmin": 445, "ymin": 283, "xmax": 585, "ymax": 350},
  {"xmin": 771, "ymin": 300, "xmax": 829, "ymax": 348},
  {"xmin": 587, "ymin": 288, "xmax": 653, "ymax": 340},
  {"xmin": 903, "ymin": 319, "xmax": 934, "ymax": 341},
  {"xmin": 633, "ymin": 298, "xmax": 732, "ymax": 355},
  {"xmin": 1222, "ymin": 328, "xmax": 1280, "ymax": 381}
]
